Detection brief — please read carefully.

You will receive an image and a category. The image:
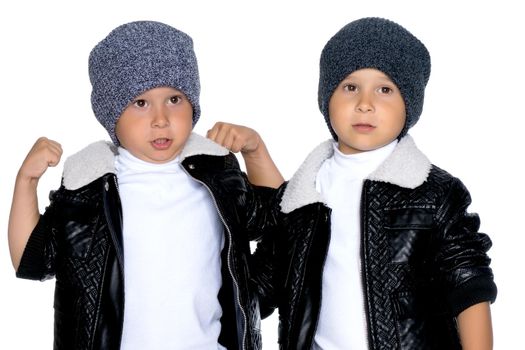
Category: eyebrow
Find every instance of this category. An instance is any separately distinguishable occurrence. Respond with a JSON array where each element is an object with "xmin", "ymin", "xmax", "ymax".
[
  {"xmin": 342, "ymin": 77, "xmax": 396, "ymax": 84},
  {"xmin": 370, "ymin": 79, "xmax": 396, "ymax": 87},
  {"xmin": 374, "ymin": 76, "xmax": 395, "ymax": 83}
]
